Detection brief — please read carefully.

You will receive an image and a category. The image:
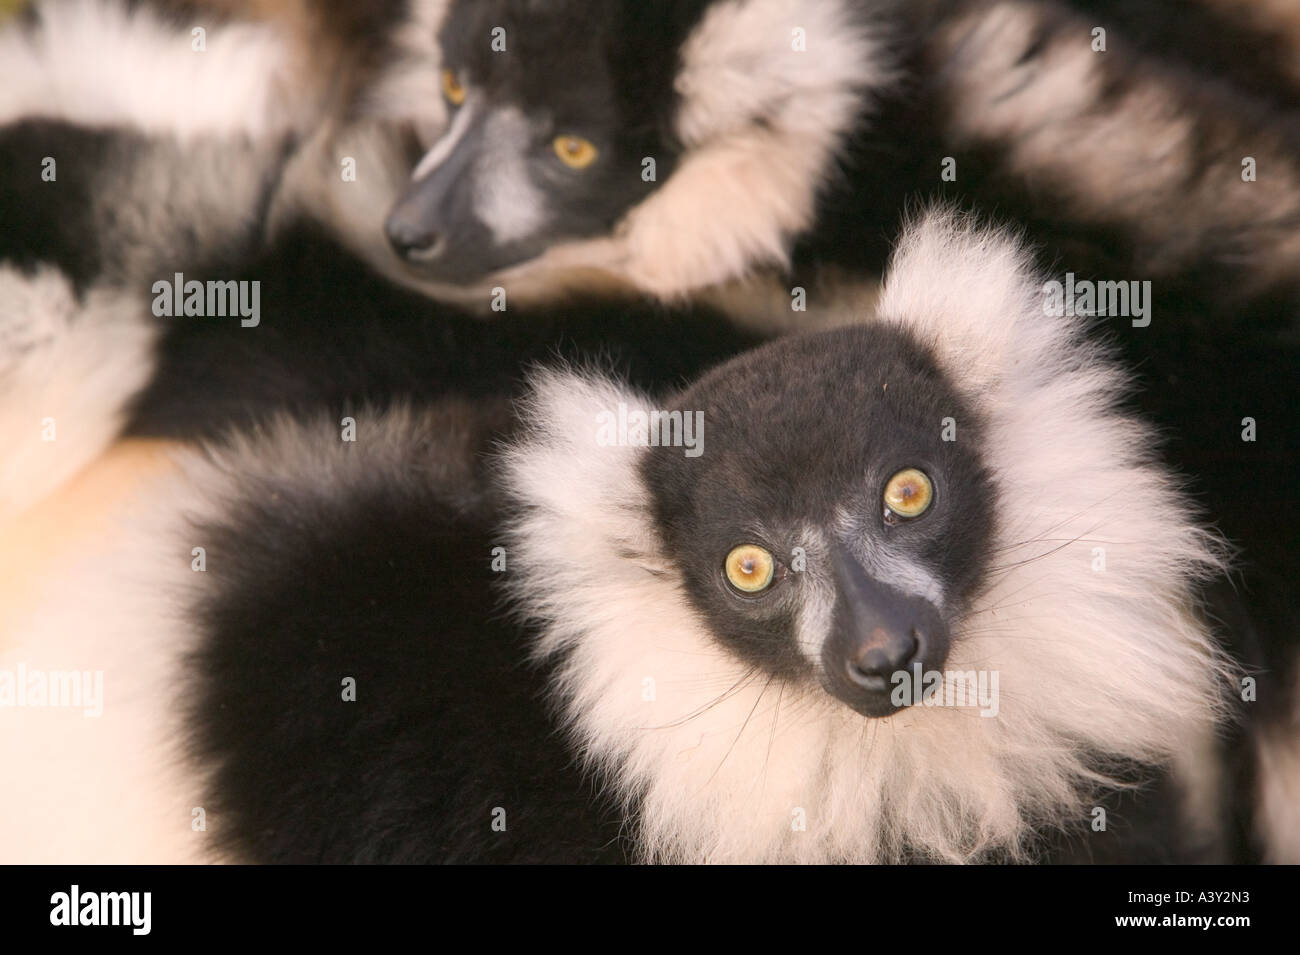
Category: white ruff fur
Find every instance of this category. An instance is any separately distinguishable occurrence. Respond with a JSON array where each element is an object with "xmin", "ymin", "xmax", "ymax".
[
  {"xmin": 0, "ymin": 0, "xmax": 303, "ymax": 138},
  {"xmin": 502, "ymin": 211, "xmax": 1234, "ymax": 863},
  {"xmin": 0, "ymin": 267, "xmax": 156, "ymax": 521}
]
